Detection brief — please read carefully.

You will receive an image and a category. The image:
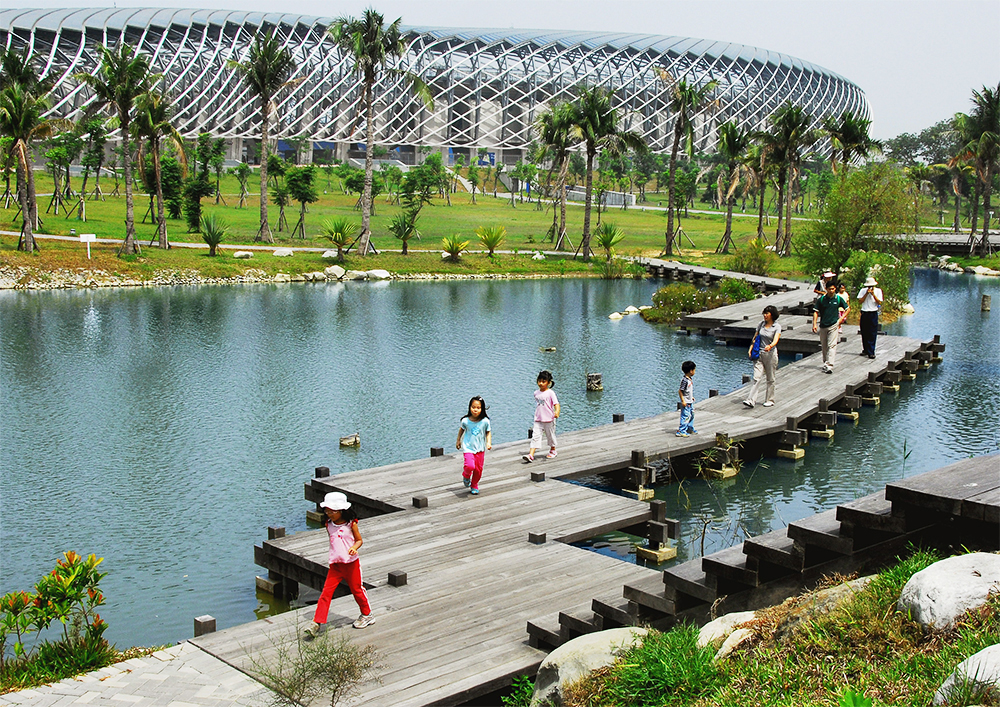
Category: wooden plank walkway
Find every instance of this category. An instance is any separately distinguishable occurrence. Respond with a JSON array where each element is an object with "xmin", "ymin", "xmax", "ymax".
[
  {"xmin": 190, "ymin": 283, "xmax": 943, "ymax": 706},
  {"xmin": 642, "ymin": 257, "xmax": 809, "ymax": 294}
]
